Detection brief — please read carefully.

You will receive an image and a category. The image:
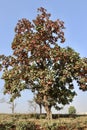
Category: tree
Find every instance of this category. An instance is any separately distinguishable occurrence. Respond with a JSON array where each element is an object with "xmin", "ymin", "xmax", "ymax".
[
  {"xmin": 34, "ymin": 93, "xmax": 43, "ymax": 115},
  {"xmin": 7, "ymin": 99, "xmax": 16, "ymax": 114},
  {"xmin": 68, "ymin": 106, "xmax": 76, "ymax": 115},
  {"xmin": 0, "ymin": 98, "xmax": 5, "ymax": 103},
  {"xmin": 28, "ymin": 99, "xmax": 39, "ymax": 114},
  {"xmin": 0, "ymin": 7, "xmax": 87, "ymax": 120}
]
